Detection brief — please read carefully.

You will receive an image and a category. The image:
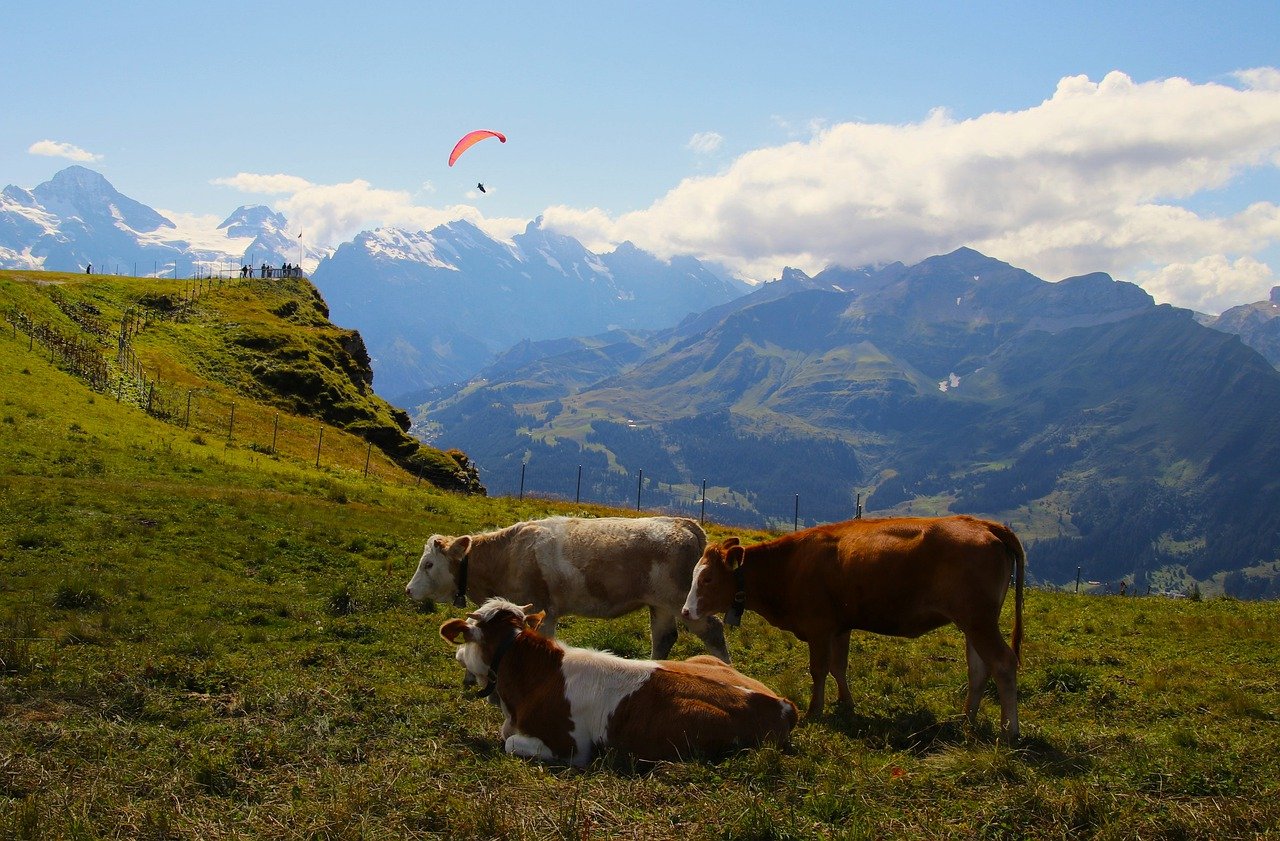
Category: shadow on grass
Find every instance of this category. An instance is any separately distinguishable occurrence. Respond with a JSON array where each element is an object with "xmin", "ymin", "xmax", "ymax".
[{"xmin": 813, "ymin": 703, "xmax": 1092, "ymax": 775}]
